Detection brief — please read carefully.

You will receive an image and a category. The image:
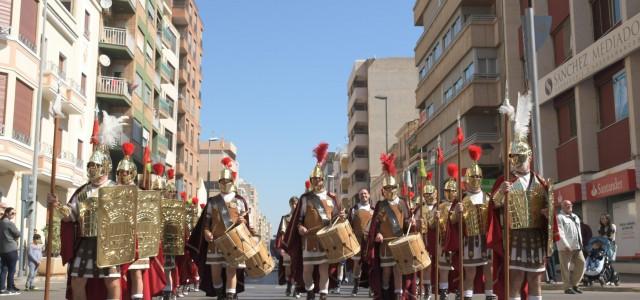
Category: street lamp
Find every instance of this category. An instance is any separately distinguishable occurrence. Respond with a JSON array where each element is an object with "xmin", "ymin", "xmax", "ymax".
[
  {"xmin": 374, "ymin": 95, "xmax": 389, "ymax": 152},
  {"xmin": 207, "ymin": 135, "xmax": 220, "ymax": 197}
]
